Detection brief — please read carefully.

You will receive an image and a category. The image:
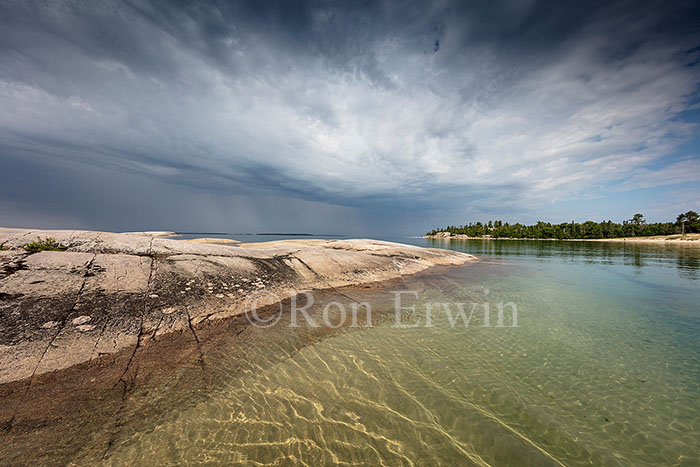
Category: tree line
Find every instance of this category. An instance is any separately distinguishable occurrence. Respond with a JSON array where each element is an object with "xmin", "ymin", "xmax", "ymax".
[{"xmin": 426, "ymin": 211, "xmax": 700, "ymax": 239}]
